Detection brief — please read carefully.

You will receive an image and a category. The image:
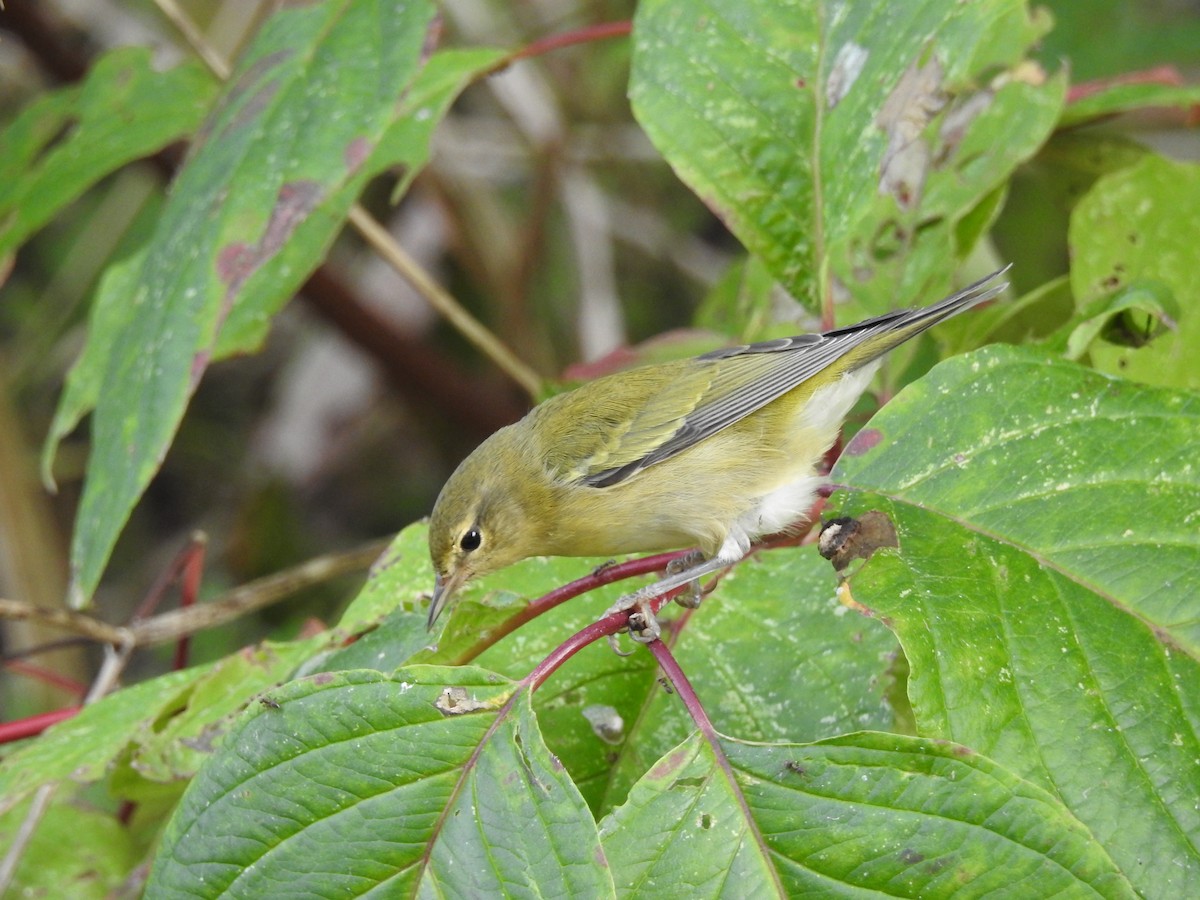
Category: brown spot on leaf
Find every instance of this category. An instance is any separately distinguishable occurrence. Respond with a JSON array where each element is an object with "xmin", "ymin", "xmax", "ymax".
[
  {"xmin": 648, "ymin": 744, "xmax": 692, "ymax": 779},
  {"xmin": 938, "ymin": 91, "xmax": 992, "ymax": 160},
  {"xmin": 216, "ymin": 242, "xmax": 253, "ymax": 285},
  {"xmin": 421, "ymin": 16, "xmax": 443, "ymax": 62},
  {"xmin": 877, "ymin": 56, "xmax": 946, "ymax": 208},
  {"xmin": 899, "ymin": 848, "xmax": 925, "ymax": 864},
  {"xmin": 213, "ymin": 179, "xmax": 323, "ymax": 320},
  {"xmin": 345, "ymin": 137, "xmax": 373, "ymax": 172},
  {"xmin": 819, "ymin": 511, "xmax": 899, "ymax": 571},
  {"xmin": 435, "ymin": 686, "xmax": 490, "ymax": 715},
  {"xmin": 844, "ymin": 427, "xmax": 883, "ymax": 456}
]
